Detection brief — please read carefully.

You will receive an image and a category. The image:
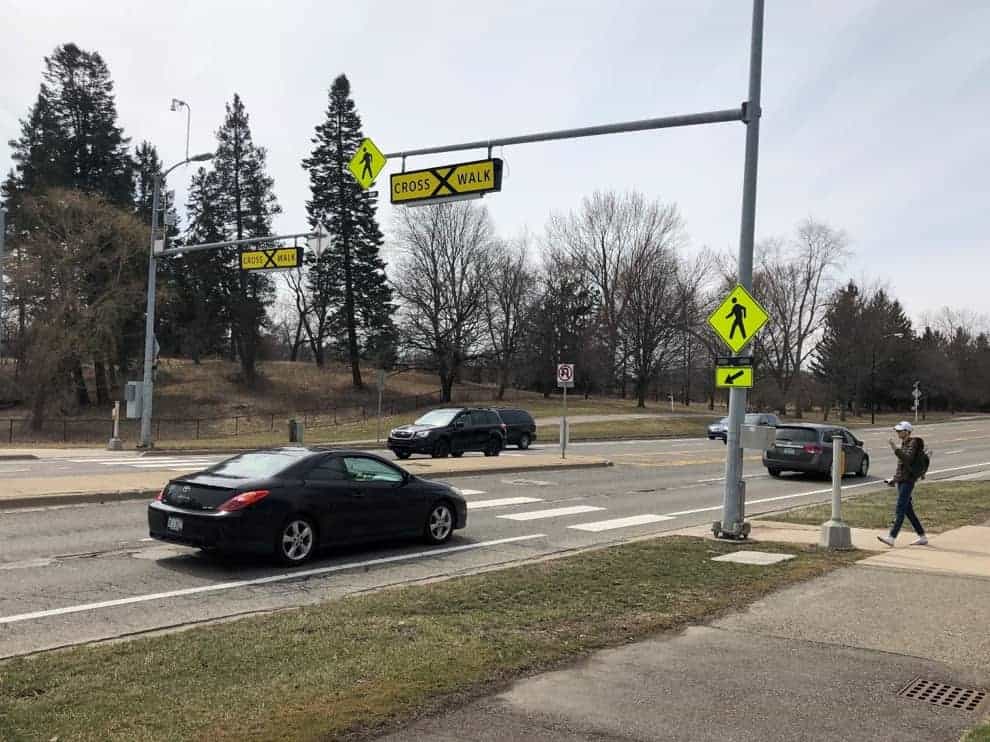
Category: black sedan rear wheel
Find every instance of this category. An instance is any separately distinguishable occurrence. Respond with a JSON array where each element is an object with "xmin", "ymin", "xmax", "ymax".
[
  {"xmin": 483, "ymin": 437, "xmax": 502, "ymax": 457},
  {"xmin": 276, "ymin": 516, "xmax": 316, "ymax": 566},
  {"xmin": 768, "ymin": 467, "xmax": 781, "ymax": 478},
  {"xmin": 858, "ymin": 455, "xmax": 870, "ymax": 478},
  {"xmin": 518, "ymin": 433, "xmax": 532, "ymax": 450},
  {"xmin": 424, "ymin": 501, "xmax": 455, "ymax": 545}
]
